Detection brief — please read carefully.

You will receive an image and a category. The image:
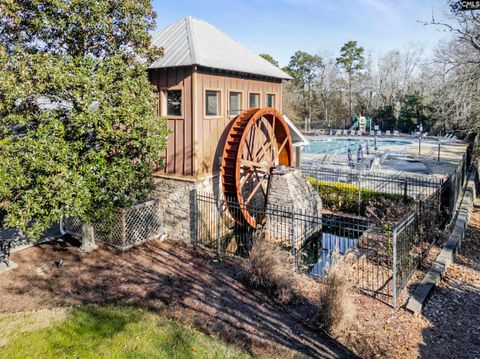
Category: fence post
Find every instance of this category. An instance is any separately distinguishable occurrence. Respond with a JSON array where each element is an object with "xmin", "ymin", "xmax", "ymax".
[
  {"xmin": 392, "ymin": 226, "xmax": 398, "ymax": 309},
  {"xmin": 120, "ymin": 209, "xmax": 126, "ymax": 247},
  {"xmin": 291, "ymin": 210, "xmax": 297, "ymax": 271},
  {"xmin": 357, "ymin": 173, "xmax": 361, "ymax": 216},
  {"xmin": 437, "ymin": 141, "xmax": 441, "ymax": 163},
  {"xmin": 216, "ymin": 195, "xmax": 222, "ymax": 257},
  {"xmin": 403, "ymin": 179, "xmax": 408, "ymax": 203},
  {"xmin": 192, "ymin": 190, "xmax": 198, "ymax": 247}
]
